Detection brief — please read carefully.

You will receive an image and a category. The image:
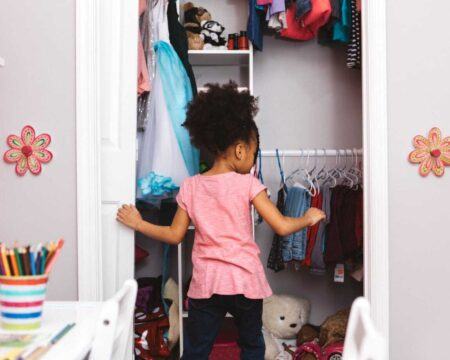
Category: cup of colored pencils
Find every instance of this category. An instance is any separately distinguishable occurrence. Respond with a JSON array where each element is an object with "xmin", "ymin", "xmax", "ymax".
[{"xmin": 0, "ymin": 239, "xmax": 64, "ymax": 330}]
